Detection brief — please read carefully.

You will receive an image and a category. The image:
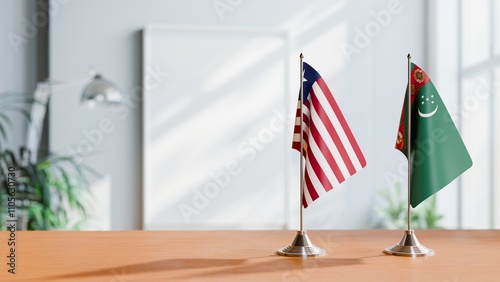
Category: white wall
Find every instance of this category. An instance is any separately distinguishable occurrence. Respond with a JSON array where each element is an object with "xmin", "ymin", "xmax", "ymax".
[
  {"xmin": 0, "ymin": 0, "xmax": 38, "ymax": 150},
  {"xmin": 49, "ymin": 0, "xmax": 425, "ymax": 230}
]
